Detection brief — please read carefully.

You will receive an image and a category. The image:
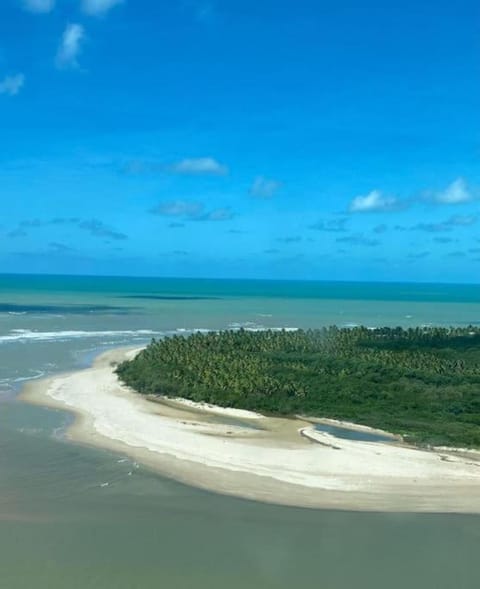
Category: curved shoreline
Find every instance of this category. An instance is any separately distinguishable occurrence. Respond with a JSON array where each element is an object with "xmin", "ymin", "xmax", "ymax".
[{"xmin": 21, "ymin": 346, "xmax": 480, "ymax": 513}]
